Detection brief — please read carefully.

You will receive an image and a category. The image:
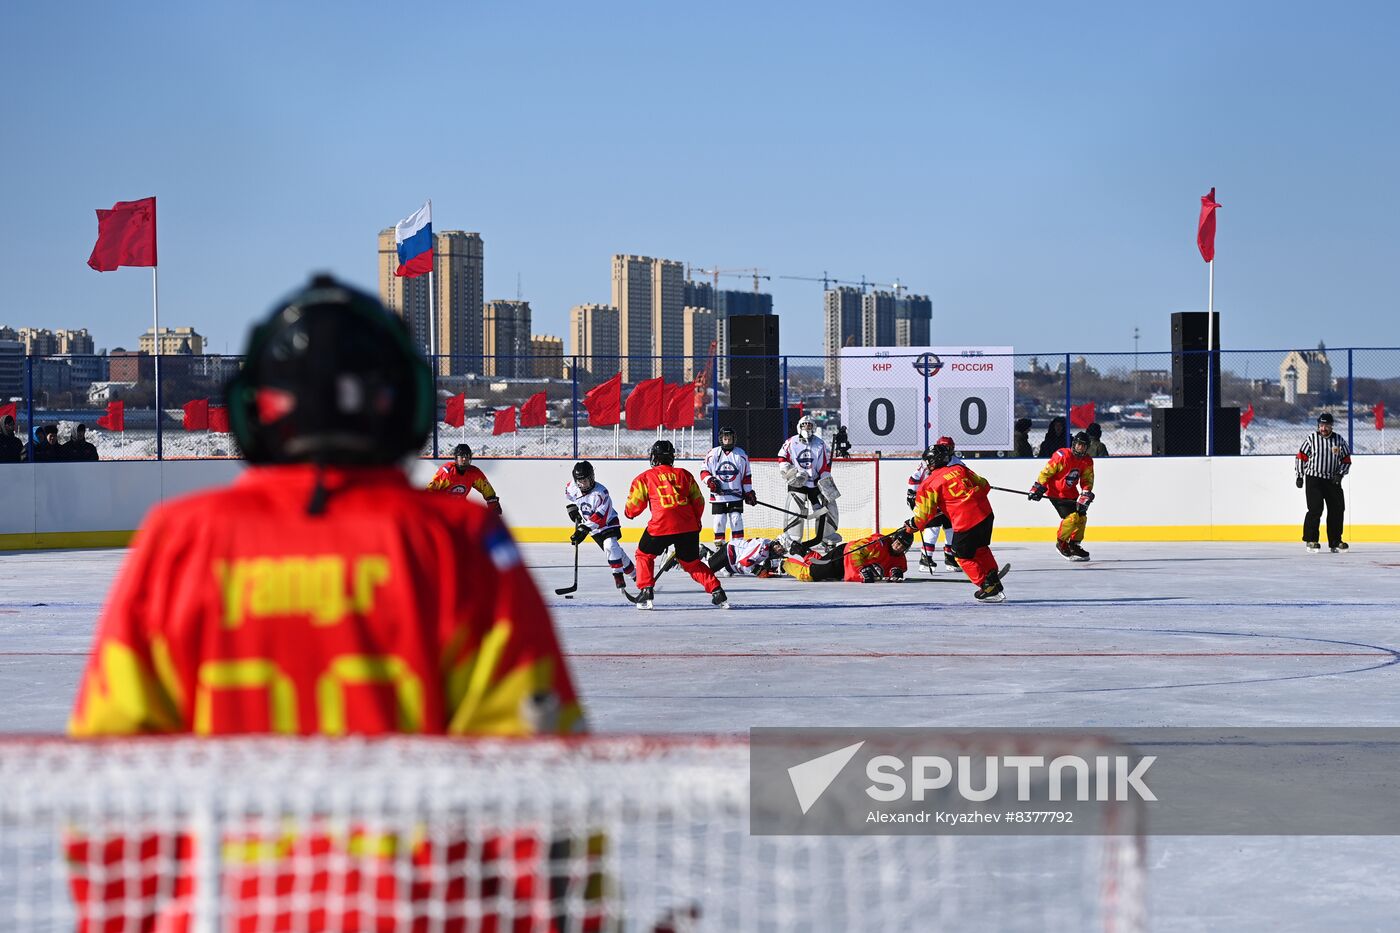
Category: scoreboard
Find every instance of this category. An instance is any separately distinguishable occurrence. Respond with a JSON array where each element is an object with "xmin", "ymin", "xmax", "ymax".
[{"xmin": 839, "ymin": 347, "xmax": 1015, "ymax": 452}]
